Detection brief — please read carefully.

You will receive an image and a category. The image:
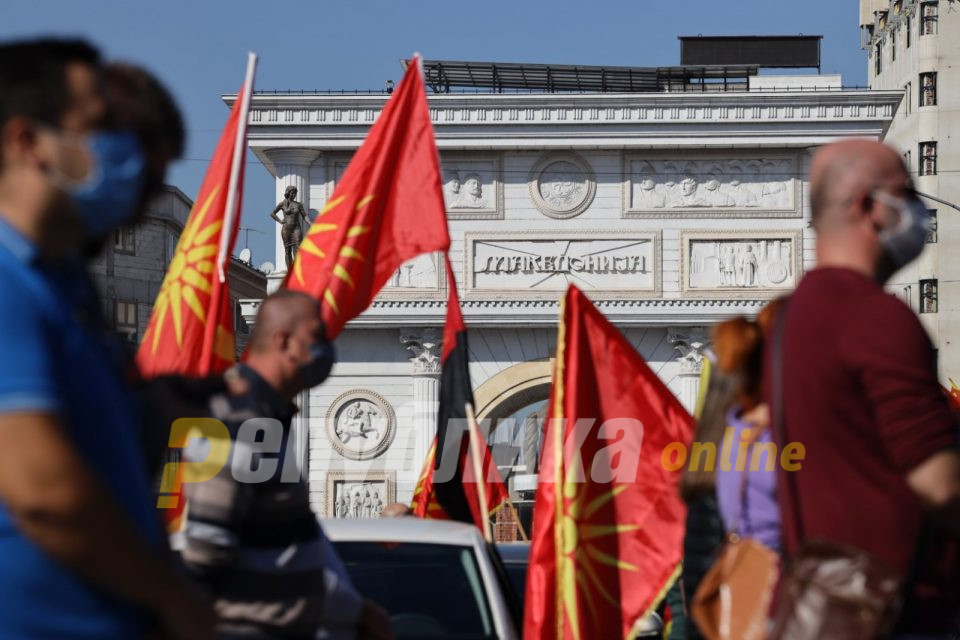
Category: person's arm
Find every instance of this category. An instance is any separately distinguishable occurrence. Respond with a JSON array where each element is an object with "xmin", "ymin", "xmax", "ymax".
[
  {"xmin": 907, "ymin": 450, "xmax": 960, "ymax": 534},
  {"xmin": 844, "ymin": 294, "xmax": 960, "ymax": 525},
  {"xmin": 0, "ymin": 412, "xmax": 214, "ymax": 639},
  {"xmin": 269, "ymin": 202, "xmax": 284, "ymax": 224}
]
